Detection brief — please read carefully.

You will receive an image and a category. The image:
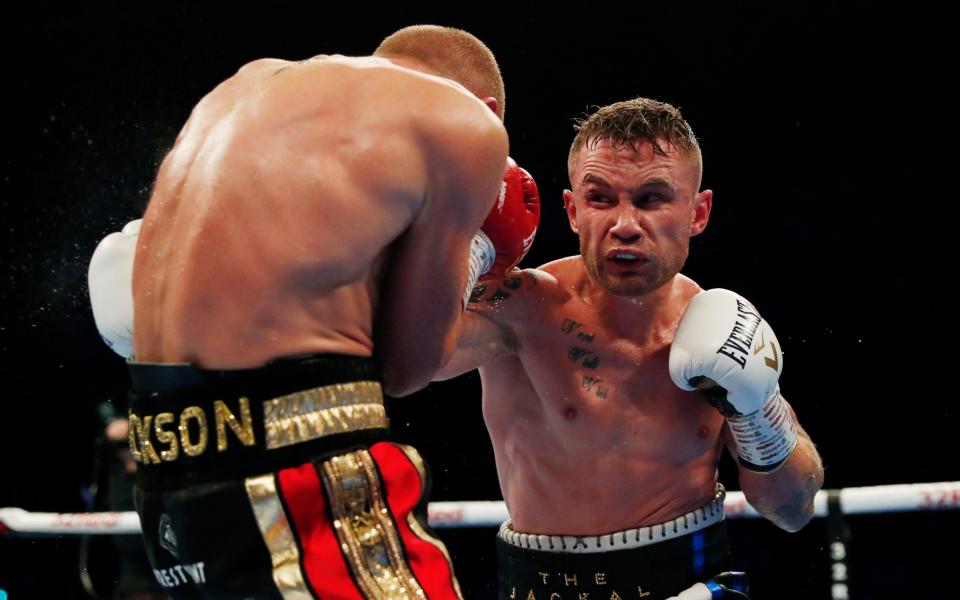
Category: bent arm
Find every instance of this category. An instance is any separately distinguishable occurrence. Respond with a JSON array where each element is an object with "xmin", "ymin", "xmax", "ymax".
[
  {"xmin": 377, "ymin": 104, "xmax": 508, "ymax": 397},
  {"xmin": 729, "ymin": 400, "xmax": 824, "ymax": 532}
]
